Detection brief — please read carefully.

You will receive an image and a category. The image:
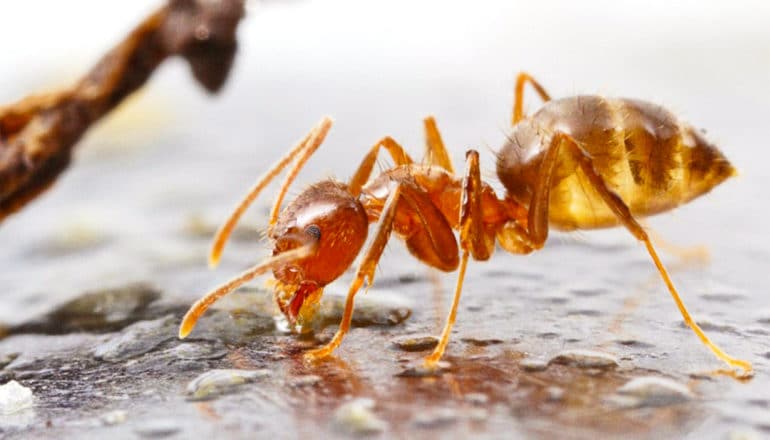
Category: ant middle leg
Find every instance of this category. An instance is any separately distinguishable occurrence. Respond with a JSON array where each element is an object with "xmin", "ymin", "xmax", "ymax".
[
  {"xmin": 422, "ymin": 116, "xmax": 455, "ymax": 174},
  {"xmin": 424, "ymin": 150, "xmax": 495, "ymax": 367},
  {"xmin": 348, "ymin": 137, "xmax": 414, "ymax": 196},
  {"xmin": 512, "ymin": 72, "xmax": 552, "ymax": 125}
]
